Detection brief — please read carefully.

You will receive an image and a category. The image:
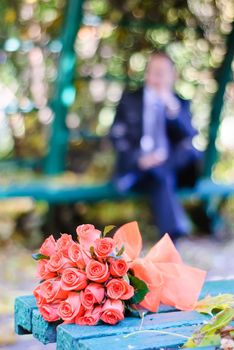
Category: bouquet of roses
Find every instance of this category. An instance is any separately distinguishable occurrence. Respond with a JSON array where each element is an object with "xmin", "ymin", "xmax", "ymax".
[{"xmin": 33, "ymin": 222, "xmax": 206, "ymax": 326}]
